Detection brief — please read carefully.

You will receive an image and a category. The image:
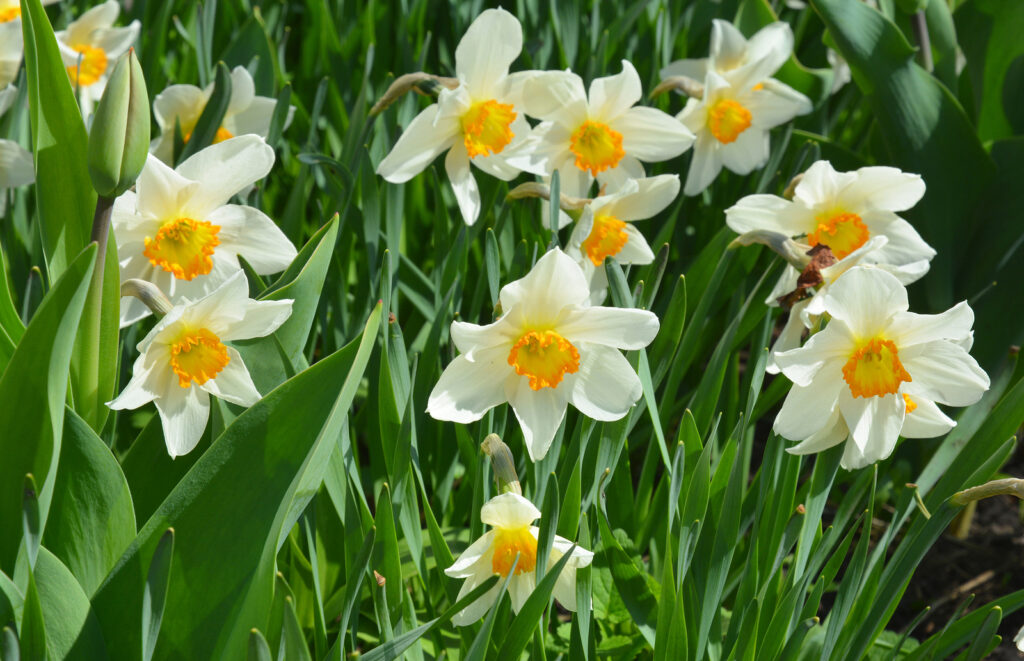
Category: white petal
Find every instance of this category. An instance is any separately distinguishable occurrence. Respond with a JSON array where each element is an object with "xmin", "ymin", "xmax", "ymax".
[
  {"xmin": 450, "ymin": 317, "xmax": 518, "ymax": 354},
  {"xmin": 551, "ymin": 565, "xmax": 578, "ymax": 611},
  {"xmin": 376, "ymin": 104, "xmax": 458, "ymax": 183},
  {"xmin": 176, "ymin": 135, "xmax": 276, "ymax": 215},
  {"xmin": 900, "ymin": 396, "xmax": 955, "ymax": 439},
  {"xmin": 426, "ymin": 346, "xmax": 512, "ymax": 424},
  {"xmin": 445, "ymin": 143, "xmax": 481, "ymax": 226},
  {"xmin": 588, "ymin": 60, "xmax": 641, "ymax": 121},
  {"xmin": 743, "ymin": 23, "xmax": 794, "ymax": 77},
  {"xmin": 709, "ymin": 19, "xmax": 749, "ymax": 67},
  {"xmin": 683, "ymin": 132, "xmax": 722, "ymax": 196},
  {"xmin": 155, "ymin": 383, "xmax": 211, "ymax": 458},
  {"xmin": 455, "ymin": 8, "xmax": 522, "ymax": 96},
  {"xmin": 793, "ymin": 160, "xmax": 856, "ymax": 209},
  {"xmin": 450, "ymin": 570, "xmax": 502, "ymax": 627},
  {"xmin": 838, "ymin": 390, "xmax": 904, "ymax": 463},
  {"xmin": 766, "ymin": 300, "xmax": 810, "ymax": 374},
  {"xmin": 91, "ymin": 22, "xmax": 140, "ymax": 58},
  {"xmin": 614, "ymin": 106, "xmax": 694, "ymax": 162},
  {"xmin": 840, "ymin": 166, "xmax": 925, "ymax": 212},
  {"xmin": 822, "ymin": 266, "xmax": 908, "ymax": 338},
  {"xmin": 199, "ymin": 347, "xmax": 261, "ymax": 406},
  {"xmin": 107, "ymin": 350, "xmax": 165, "ymax": 410},
  {"xmin": 774, "ymin": 325, "xmax": 852, "ymax": 387},
  {"xmin": 225, "ymin": 66, "xmax": 256, "ymax": 116},
  {"xmin": 0, "ymin": 140, "xmax": 34, "ymax": 188},
  {"xmin": 153, "ymin": 83, "xmax": 205, "ymax": 134},
  {"xmin": 597, "ymin": 155, "xmax": 644, "ymax": 194},
  {"xmin": 569, "ymin": 345, "xmax": 642, "ymax": 421},
  {"xmin": 597, "ymin": 174, "xmax": 679, "ymax": 221},
  {"xmin": 861, "ymin": 214, "xmax": 936, "ymax": 265},
  {"xmin": 502, "ymin": 120, "xmax": 570, "ymax": 176},
  {"xmin": 63, "ymin": 0, "xmax": 120, "ymax": 46},
  {"xmin": 900, "ymin": 341, "xmax": 989, "ymax": 407},
  {"xmin": 508, "ymin": 574, "xmax": 535, "ymax": 614},
  {"xmin": 725, "ymin": 193, "xmax": 802, "ymax": 236},
  {"xmin": 745, "ymin": 81, "xmax": 812, "ymax": 128},
  {"xmin": 518, "ymin": 71, "xmax": 588, "ymax": 126},
  {"xmin": 224, "ymin": 97, "xmax": 277, "ymax": 138},
  {"xmin": 719, "ymin": 127, "xmax": 770, "ymax": 175},
  {"xmin": 208, "ymin": 204, "xmax": 298, "ymax": 274},
  {"xmin": 616, "ymin": 224, "xmax": 656, "ymax": 264},
  {"xmin": 774, "ymin": 379, "xmax": 842, "ymax": 441},
  {"xmin": 508, "ymin": 378, "xmax": 568, "ymax": 461},
  {"xmin": 887, "ymin": 302, "xmax": 974, "ymax": 348},
  {"xmin": 217, "ymin": 298, "xmax": 294, "ymax": 341},
  {"xmin": 135, "ymin": 153, "xmax": 199, "ymax": 220},
  {"xmin": 786, "ymin": 407, "xmax": 848, "ymax": 455},
  {"xmin": 559, "ymin": 306, "xmax": 659, "ymax": 350},
  {"xmin": 445, "ymin": 531, "xmax": 495, "ymax": 578},
  {"xmin": 499, "ymin": 248, "xmax": 590, "ymax": 321},
  {"xmin": 480, "ymin": 493, "xmax": 542, "ymax": 528}
]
